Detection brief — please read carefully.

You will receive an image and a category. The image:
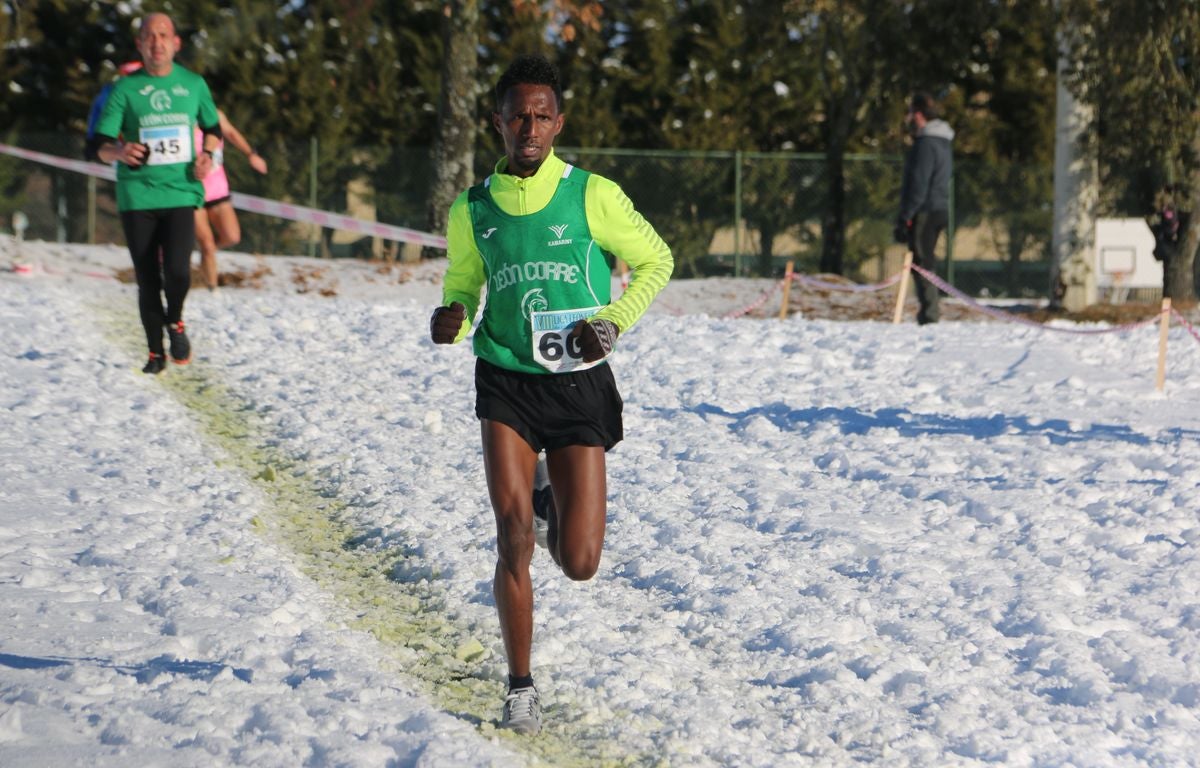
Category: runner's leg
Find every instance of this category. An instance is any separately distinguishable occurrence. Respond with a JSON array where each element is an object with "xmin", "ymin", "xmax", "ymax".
[
  {"xmin": 481, "ymin": 419, "xmax": 539, "ymax": 678},
  {"xmin": 545, "ymin": 445, "xmax": 607, "ymax": 580},
  {"xmin": 209, "ymin": 200, "xmax": 241, "ymax": 249},
  {"xmin": 194, "ymin": 207, "xmax": 219, "ymax": 290},
  {"xmin": 121, "ymin": 209, "xmax": 166, "ymax": 355},
  {"xmin": 161, "ymin": 207, "xmax": 195, "ymax": 325}
]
